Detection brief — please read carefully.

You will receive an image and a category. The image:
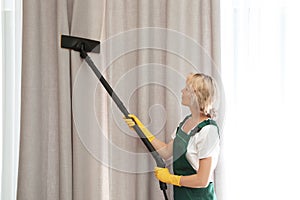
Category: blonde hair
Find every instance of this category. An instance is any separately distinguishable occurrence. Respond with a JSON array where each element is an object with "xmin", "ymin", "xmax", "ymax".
[{"xmin": 186, "ymin": 73, "xmax": 218, "ymax": 118}]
